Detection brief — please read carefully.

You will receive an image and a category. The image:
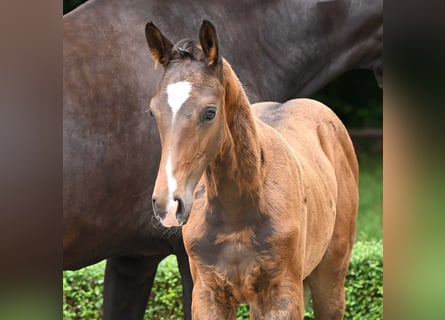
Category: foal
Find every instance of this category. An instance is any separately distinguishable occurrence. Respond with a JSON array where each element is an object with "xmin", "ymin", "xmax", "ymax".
[{"xmin": 145, "ymin": 20, "xmax": 358, "ymax": 319}]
